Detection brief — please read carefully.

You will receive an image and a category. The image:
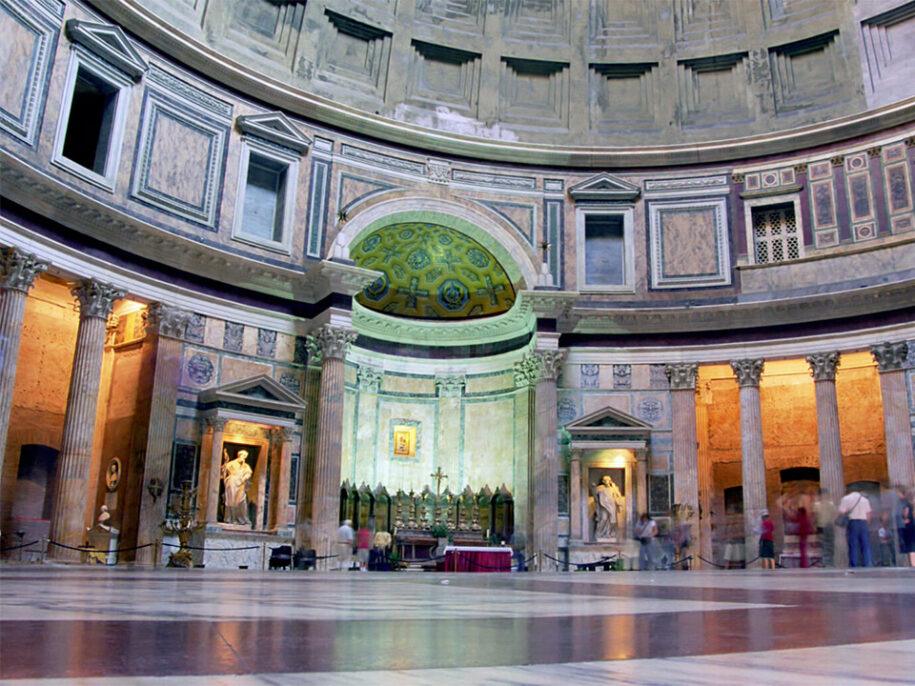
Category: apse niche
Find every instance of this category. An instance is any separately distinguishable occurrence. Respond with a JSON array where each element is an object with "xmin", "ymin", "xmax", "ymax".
[{"xmin": 353, "ymin": 222, "xmax": 516, "ymax": 320}]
